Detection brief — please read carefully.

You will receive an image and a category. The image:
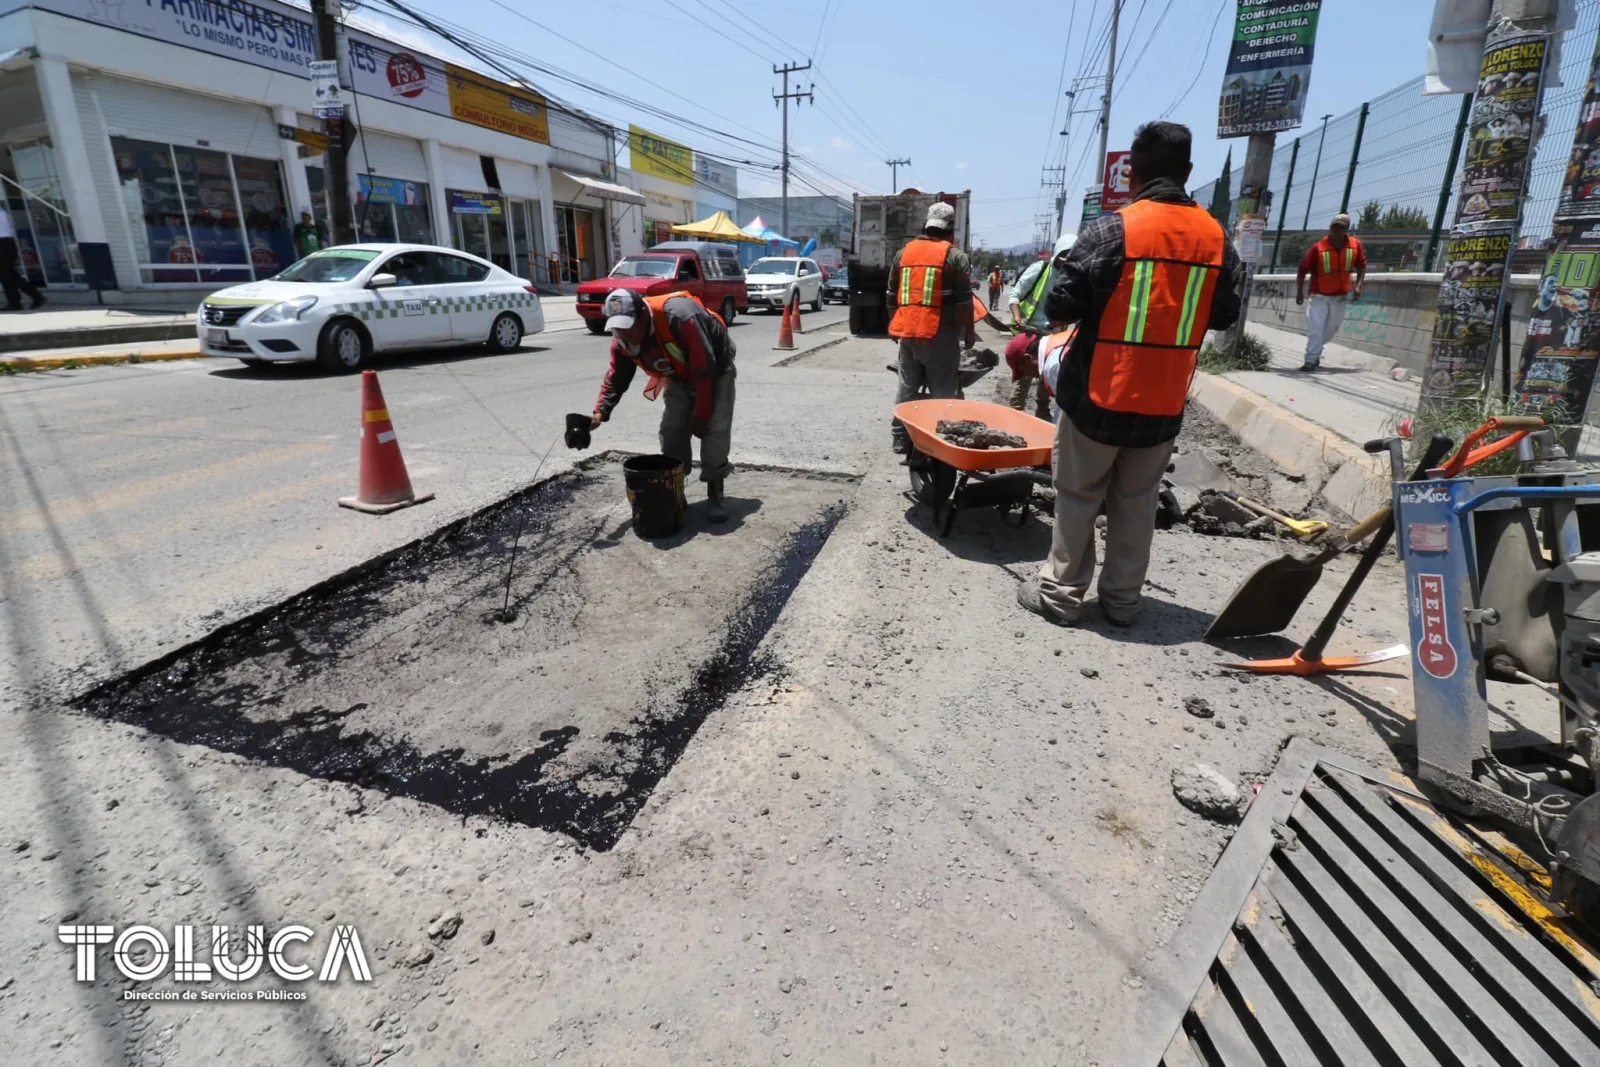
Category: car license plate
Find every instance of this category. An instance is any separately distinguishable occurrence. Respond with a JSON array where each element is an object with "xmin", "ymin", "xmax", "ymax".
[{"xmin": 205, "ymin": 328, "xmax": 229, "ymax": 345}]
